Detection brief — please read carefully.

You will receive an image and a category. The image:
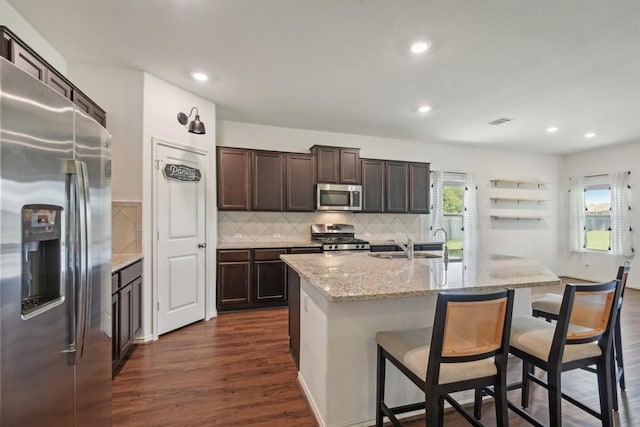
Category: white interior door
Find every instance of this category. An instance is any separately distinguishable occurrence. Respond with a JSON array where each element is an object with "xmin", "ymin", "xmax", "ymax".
[{"xmin": 156, "ymin": 143, "xmax": 206, "ymax": 335}]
